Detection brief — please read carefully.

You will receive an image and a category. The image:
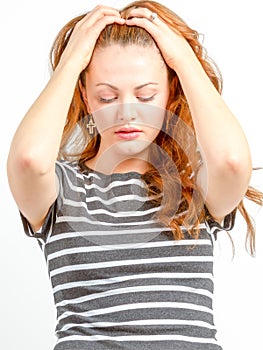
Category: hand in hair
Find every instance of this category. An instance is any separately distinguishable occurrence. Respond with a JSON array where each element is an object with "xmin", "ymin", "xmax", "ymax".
[
  {"xmin": 125, "ymin": 6, "xmax": 194, "ymax": 71},
  {"xmin": 58, "ymin": 5, "xmax": 125, "ymax": 73}
]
